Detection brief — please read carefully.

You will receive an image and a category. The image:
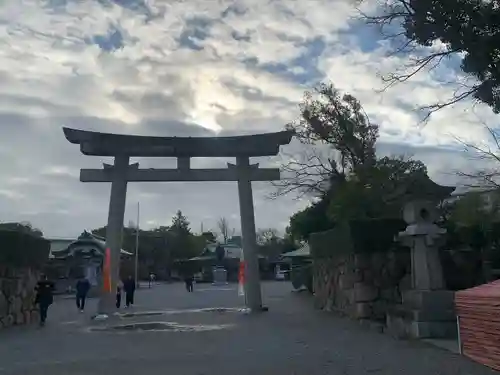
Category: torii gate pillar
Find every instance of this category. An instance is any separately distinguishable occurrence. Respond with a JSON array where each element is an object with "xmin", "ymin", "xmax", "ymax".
[
  {"xmin": 100, "ymin": 155, "xmax": 130, "ymax": 314},
  {"xmin": 236, "ymin": 156, "xmax": 262, "ymax": 310}
]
